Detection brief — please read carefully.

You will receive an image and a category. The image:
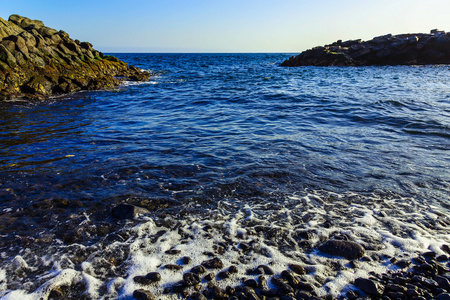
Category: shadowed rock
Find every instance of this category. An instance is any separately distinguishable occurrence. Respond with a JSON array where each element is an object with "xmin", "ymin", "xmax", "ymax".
[{"xmin": 0, "ymin": 14, "xmax": 150, "ymax": 100}]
